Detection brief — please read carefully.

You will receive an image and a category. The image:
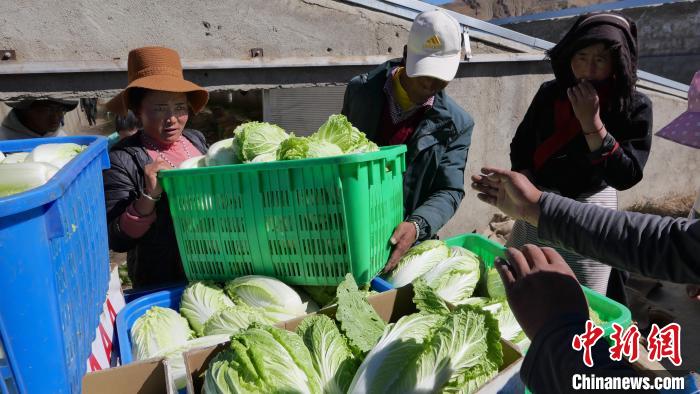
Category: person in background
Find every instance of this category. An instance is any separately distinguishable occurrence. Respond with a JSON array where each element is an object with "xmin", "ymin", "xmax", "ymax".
[
  {"xmin": 470, "ymin": 71, "xmax": 700, "ymax": 390},
  {"xmin": 107, "ymin": 110, "xmax": 139, "ymax": 149},
  {"xmin": 508, "ymin": 12, "xmax": 652, "ymax": 298},
  {"xmin": 103, "ymin": 47, "xmax": 209, "ymax": 289},
  {"xmin": 81, "ymin": 97, "xmax": 98, "ymax": 126},
  {"xmin": 0, "ymin": 98, "xmax": 77, "ymax": 140},
  {"xmin": 342, "ymin": 9, "xmax": 474, "ymax": 272}
]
